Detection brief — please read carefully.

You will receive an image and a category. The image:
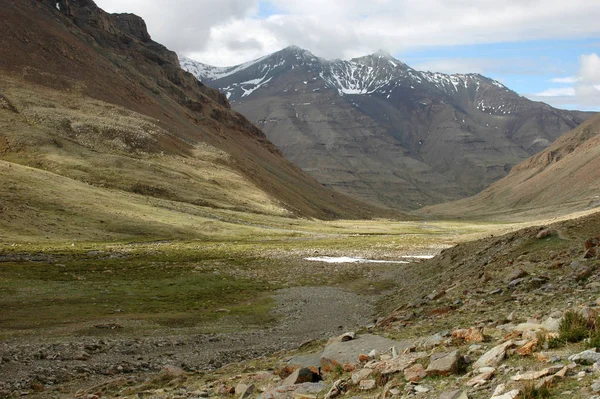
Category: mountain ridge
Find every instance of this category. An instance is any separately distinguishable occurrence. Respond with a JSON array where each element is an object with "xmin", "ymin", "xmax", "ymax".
[{"xmin": 181, "ymin": 46, "xmax": 591, "ymax": 210}]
